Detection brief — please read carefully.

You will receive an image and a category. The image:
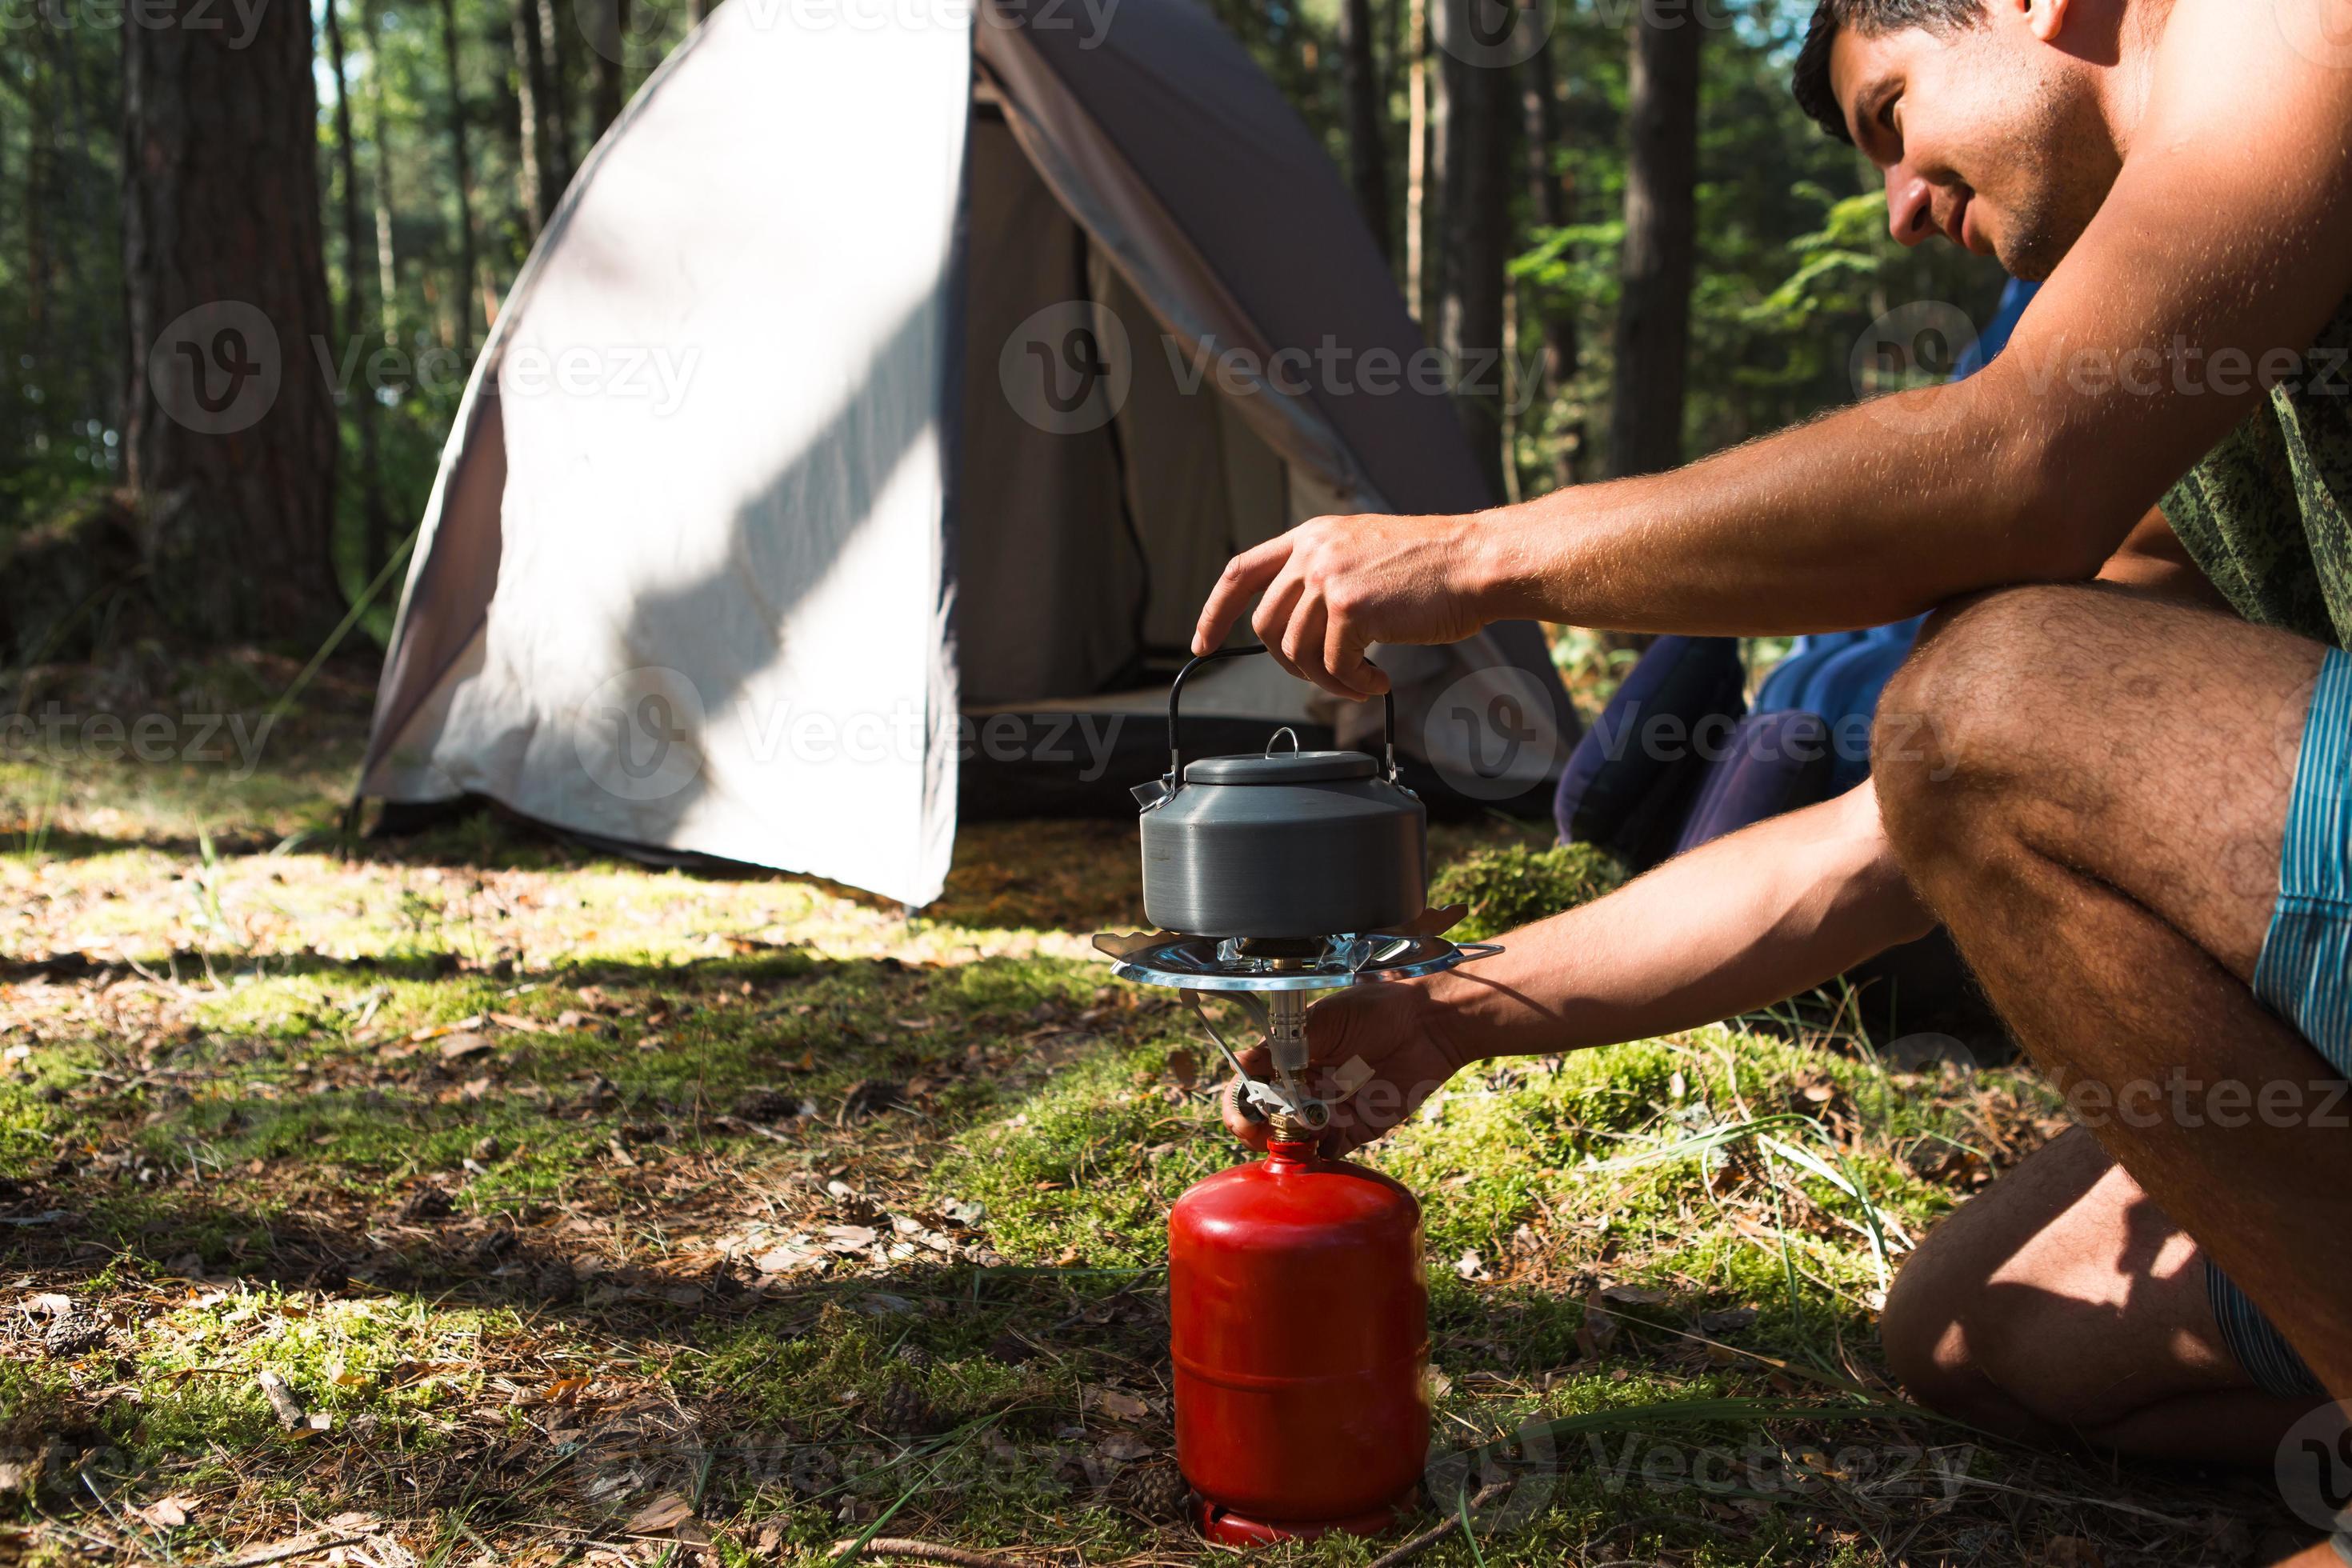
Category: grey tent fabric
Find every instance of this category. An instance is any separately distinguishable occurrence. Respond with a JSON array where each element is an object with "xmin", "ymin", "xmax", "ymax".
[{"xmin": 360, "ymin": 0, "xmax": 1578, "ymax": 908}]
